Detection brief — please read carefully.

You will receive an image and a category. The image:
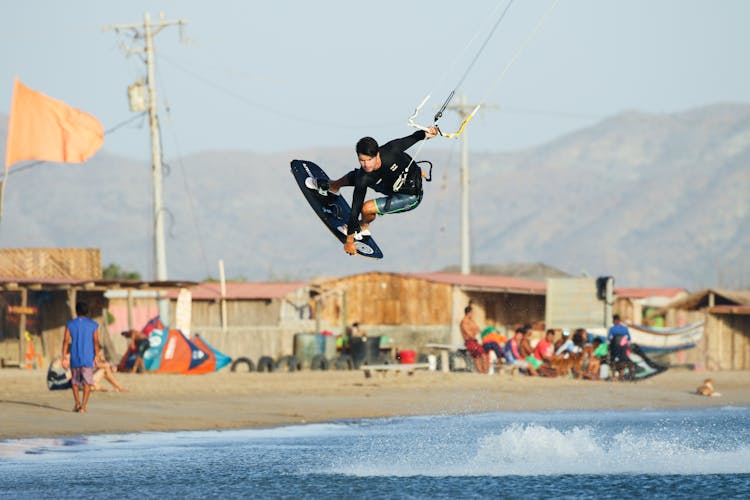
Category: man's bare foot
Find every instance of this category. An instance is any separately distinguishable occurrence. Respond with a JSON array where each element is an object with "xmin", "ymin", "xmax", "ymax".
[{"xmin": 78, "ymin": 408, "xmax": 86, "ymax": 414}]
